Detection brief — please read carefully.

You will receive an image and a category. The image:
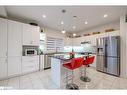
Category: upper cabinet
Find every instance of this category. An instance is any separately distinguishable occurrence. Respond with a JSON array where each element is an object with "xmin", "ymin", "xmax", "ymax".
[
  {"xmin": 0, "ymin": 18, "xmax": 7, "ymax": 57},
  {"xmin": 89, "ymin": 35, "xmax": 98, "ymax": 46},
  {"xmin": 108, "ymin": 30, "xmax": 120, "ymax": 36},
  {"xmin": 98, "ymin": 32, "xmax": 109, "ymax": 38},
  {"xmin": 72, "ymin": 30, "xmax": 120, "ymax": 46},
  {"xmin": 23, "ymin": 24, "xmax": 40, "ymax": 46},
  {"xmin": 8, "ymin": 20, "xmax": 23, "ymax": 57}
]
